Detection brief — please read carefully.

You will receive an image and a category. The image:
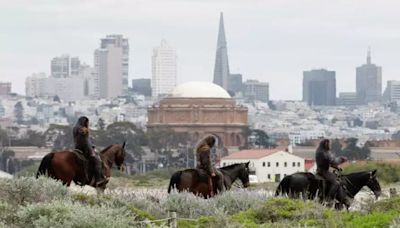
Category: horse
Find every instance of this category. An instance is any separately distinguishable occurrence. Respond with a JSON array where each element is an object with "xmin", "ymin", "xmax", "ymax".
[
  {"xmin": 36, "ymin": 142, "xmax": 126, "ymax": 191},
  {"xmin": 167, "ymin": 162, "xmax": 250, "ymax": 198},
  {"xmin": 275, "ymin": 170, "xmax": 381, "ymax": 210}
]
